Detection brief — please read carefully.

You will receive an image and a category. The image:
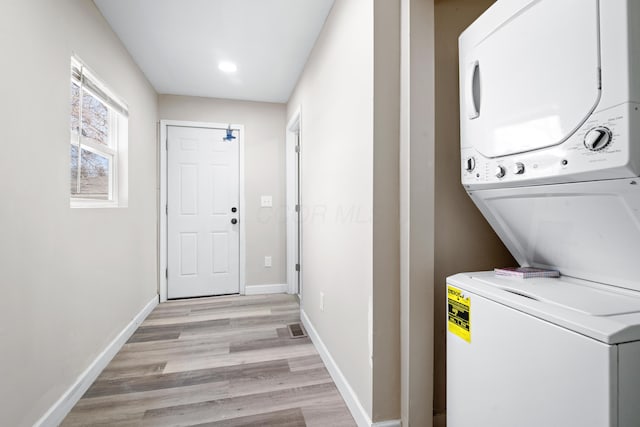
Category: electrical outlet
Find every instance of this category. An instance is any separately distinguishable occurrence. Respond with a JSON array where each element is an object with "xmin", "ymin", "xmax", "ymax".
[
  {"xmin": 320, "ymin": 292, "xmax": 325, "ymax": 312},
  {"xmin": 264, "ymin": 256, "xmax": 272, "ymax": 267},
  {"xmin": 261, "ymin": 195, "xmax": 273, "ymax": 207}
]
